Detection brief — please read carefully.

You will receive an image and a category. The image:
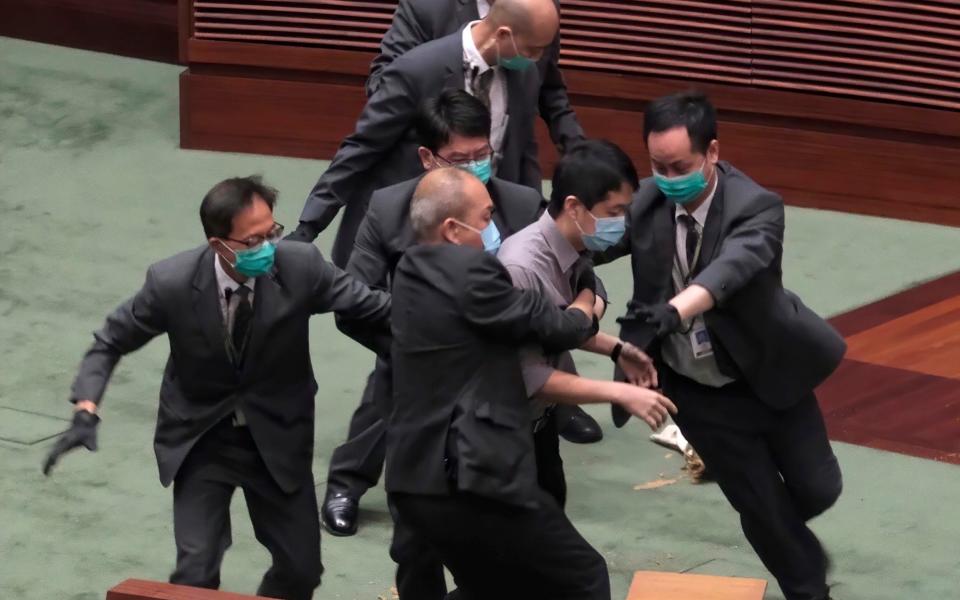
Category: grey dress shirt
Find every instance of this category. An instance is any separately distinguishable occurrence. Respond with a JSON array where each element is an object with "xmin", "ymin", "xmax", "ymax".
[{"xmin": 497, "ymin": 212, "xmax": 583, "ymax": 413}]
